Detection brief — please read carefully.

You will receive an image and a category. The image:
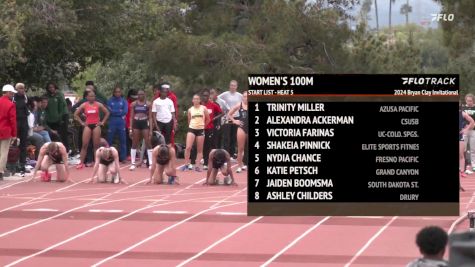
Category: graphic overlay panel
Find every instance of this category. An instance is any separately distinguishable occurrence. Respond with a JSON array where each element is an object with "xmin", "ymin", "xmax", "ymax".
[{"xmin": 247, "ymin": 74, "xmax": 459, "ymax": 216}]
